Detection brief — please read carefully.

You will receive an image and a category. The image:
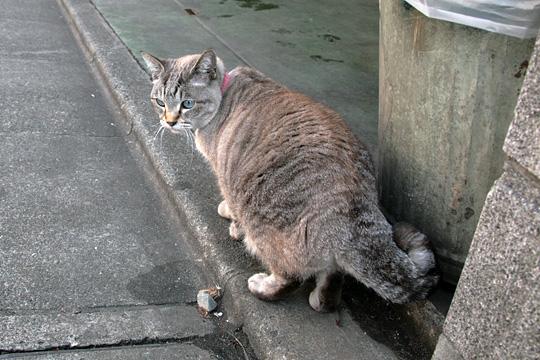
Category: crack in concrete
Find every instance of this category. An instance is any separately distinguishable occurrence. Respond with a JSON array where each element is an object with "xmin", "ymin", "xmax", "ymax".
[
  {"xmin": 0, "ymin": 130, "xmax": 119, "ymax": 138},
  {"xmin": 0, "ymin": 335, "xmax": 203, "ymax": 356},
  {"xmin": 0, "ymin": 301, "xmax": 199, "ymax": 317}
]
